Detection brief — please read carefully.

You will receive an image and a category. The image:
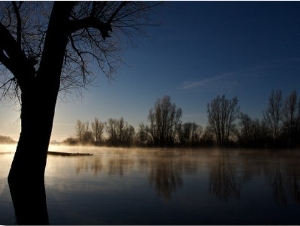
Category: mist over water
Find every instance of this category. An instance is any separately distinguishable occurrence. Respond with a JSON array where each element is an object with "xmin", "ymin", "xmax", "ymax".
[{"xmin": 1, "ymin": 144, "xmax": 300, "ymax": 224}]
